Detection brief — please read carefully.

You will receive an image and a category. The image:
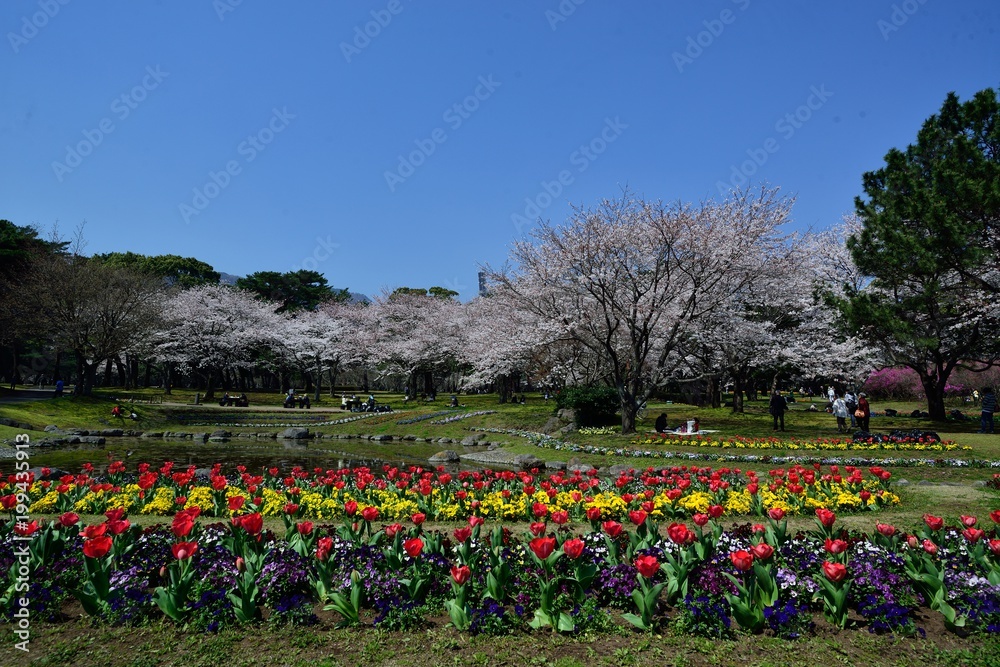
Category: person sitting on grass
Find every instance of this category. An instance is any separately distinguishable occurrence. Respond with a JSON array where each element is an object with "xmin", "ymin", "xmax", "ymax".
[
  {"xmin": 111, "ymin": 404, "xmax": 123, "ymax": 419},
  {"xmin": 654, "ymin": 413, "xmax": 668, "ymax": 434}
]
